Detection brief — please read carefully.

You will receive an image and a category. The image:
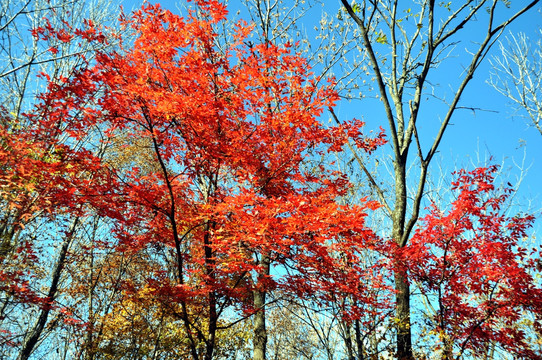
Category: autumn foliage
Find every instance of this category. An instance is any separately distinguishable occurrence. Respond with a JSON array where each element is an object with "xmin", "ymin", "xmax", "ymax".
[
  {"xmin": 1, "ymin": 0, "xmax": 541, "ymax": 359},
  {"xmin": 396, "ymin": 166, "xmax": 542, "ymax": 358}
]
